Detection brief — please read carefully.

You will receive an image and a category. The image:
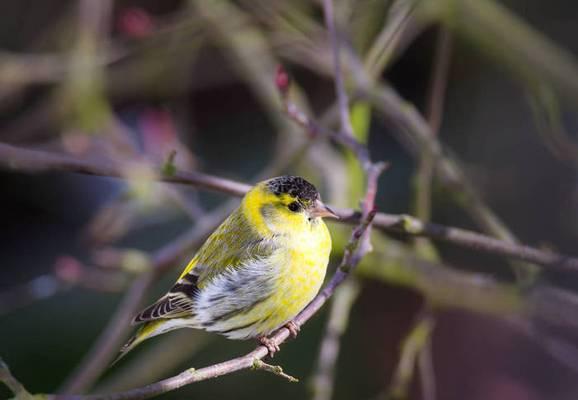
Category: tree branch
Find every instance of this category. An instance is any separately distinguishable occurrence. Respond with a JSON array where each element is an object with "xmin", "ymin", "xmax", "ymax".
[
  {"xmin": 0, "ymin": 357, "xmax": 32, "ymax": 399},
  {"xmin": 310, "ymin": 279, "xmax": 360, "ymax": 400},
  {"xmin": 322, "ymin": 0, "xmax": 355, "ymax": 140},
  {"xmin": 387, "ymin": 311, "xmax": 436, "ymax": 399},
  {"xmin": 0, "ymin": 142, "xmax": 577, "ymax": 273},
  {"xmin": 251, "ymin": 359, "xmax": 299, "ymax": 383}
]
